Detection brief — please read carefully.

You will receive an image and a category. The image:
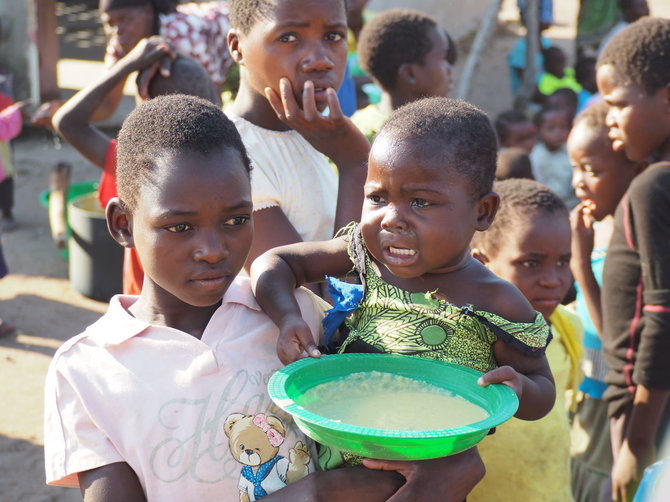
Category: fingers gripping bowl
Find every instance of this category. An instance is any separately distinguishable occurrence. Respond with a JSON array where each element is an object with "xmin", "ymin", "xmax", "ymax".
[{"xmin": 268, "ymin": 353, "xmax": 519, "ymax": 460}]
